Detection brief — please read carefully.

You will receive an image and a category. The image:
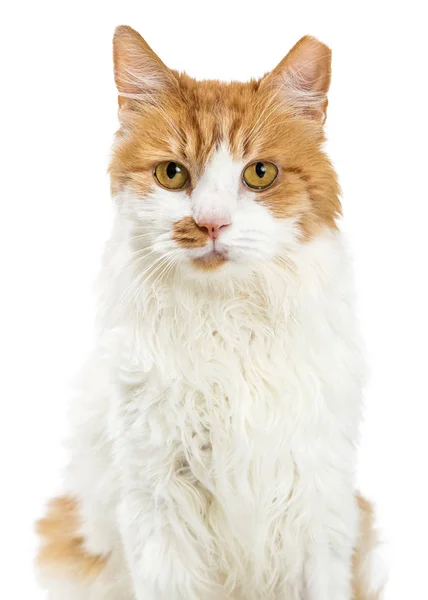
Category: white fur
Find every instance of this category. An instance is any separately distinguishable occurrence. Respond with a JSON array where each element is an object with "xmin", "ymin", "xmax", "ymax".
[
  {"xmin": 40, "ymin": 147, "xmax": 376, "ymax": 599},
  {"xmin": 191, "ymin": 144, "xmax": 243, "ymax": 225}
]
